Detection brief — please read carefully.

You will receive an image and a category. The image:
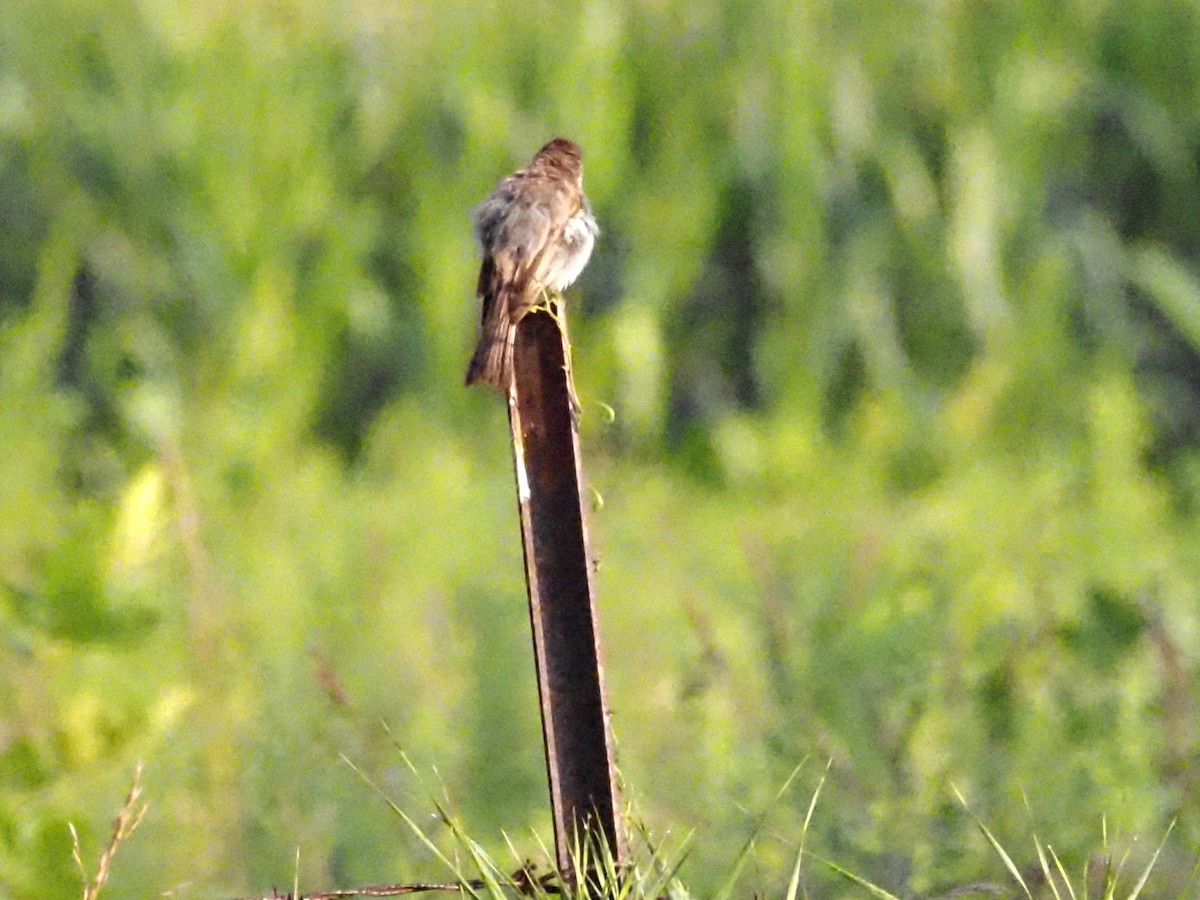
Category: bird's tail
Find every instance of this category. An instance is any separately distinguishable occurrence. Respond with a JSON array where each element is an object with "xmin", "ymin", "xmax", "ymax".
[
  {"xmin": 465, "ymin": 288, "xmax": 516, "ymax": 391},
  {"xmin": 464, "ymin": 318, "xmax": 514, "ymax": 390}
]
